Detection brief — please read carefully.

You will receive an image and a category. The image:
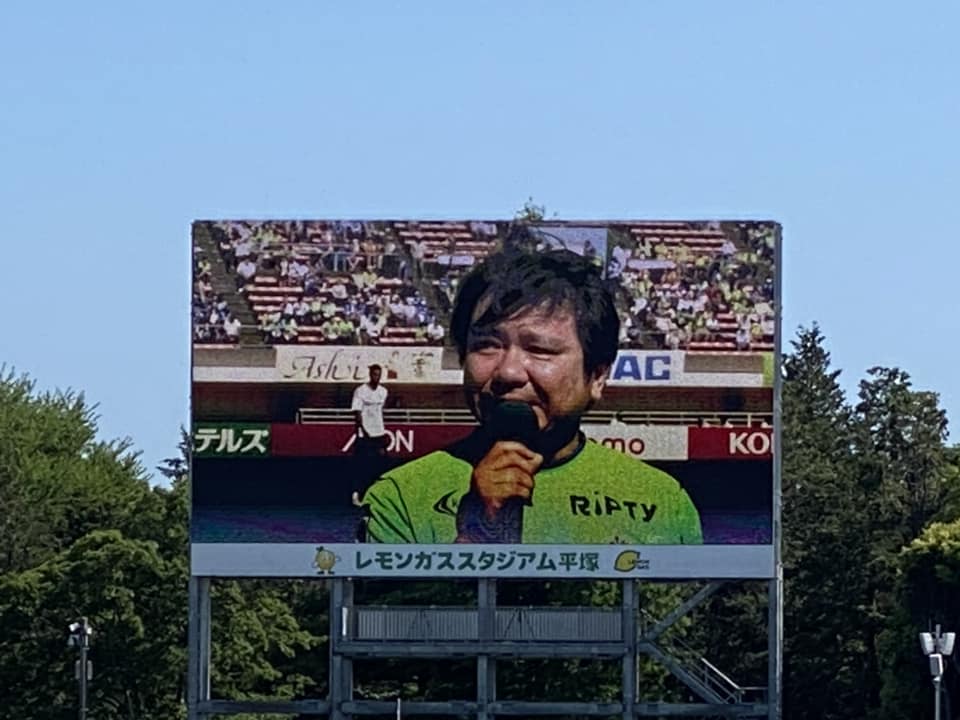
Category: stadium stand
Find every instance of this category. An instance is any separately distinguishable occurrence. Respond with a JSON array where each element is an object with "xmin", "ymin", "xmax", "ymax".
[
  {"xmin": 612, "ymin": 222, "xmax": 776, "ymax": 351},
  {"xmin": 192, "ymin": 220, "xmax": 776, "ymax": 352},
  {"xmin": 192, "ymin": 223, "xmax": 257, "ymax": 344}
]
